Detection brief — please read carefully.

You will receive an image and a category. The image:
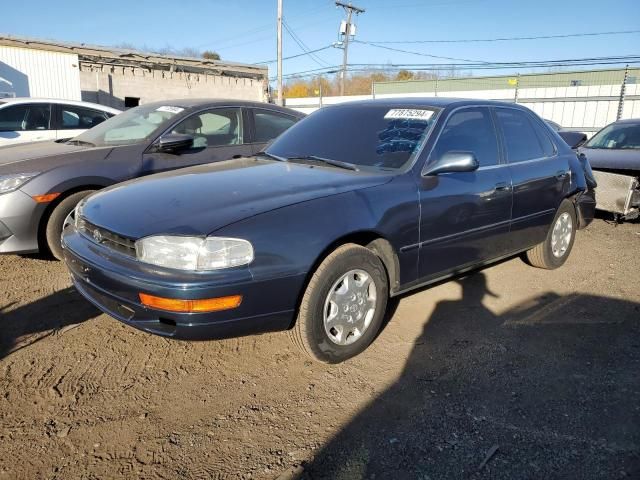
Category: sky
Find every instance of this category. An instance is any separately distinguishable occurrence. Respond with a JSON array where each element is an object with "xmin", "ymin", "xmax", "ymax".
[{"xmin": 3, "ymin": 0, "xmax": 640, "ymax": 81}]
